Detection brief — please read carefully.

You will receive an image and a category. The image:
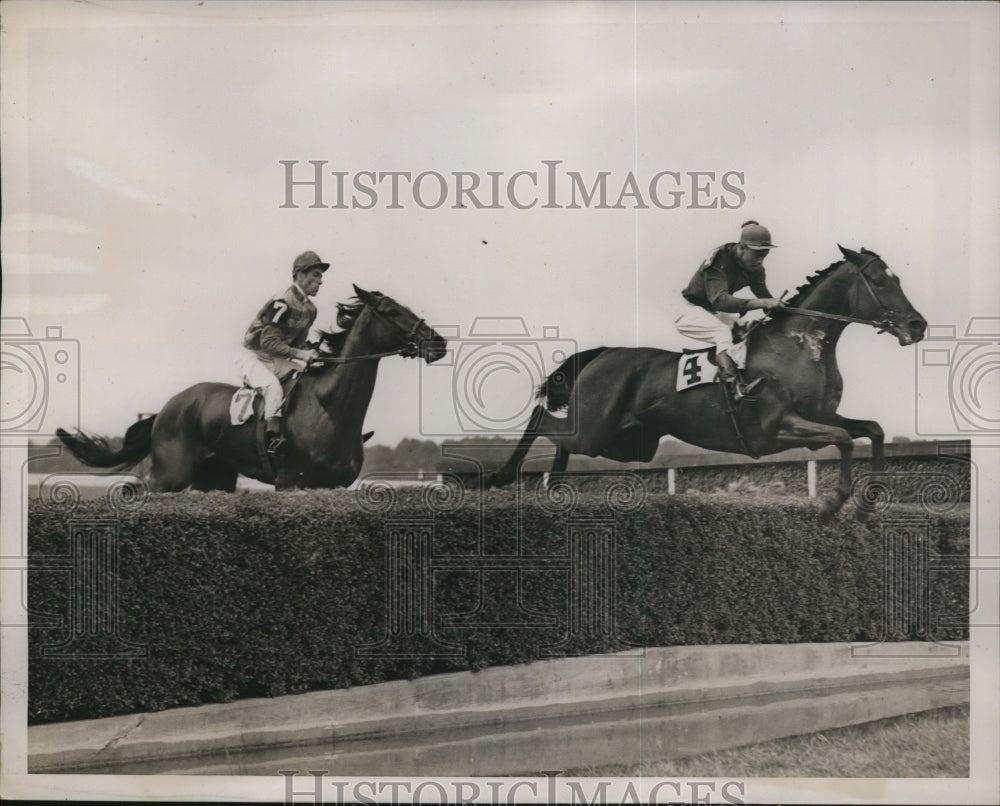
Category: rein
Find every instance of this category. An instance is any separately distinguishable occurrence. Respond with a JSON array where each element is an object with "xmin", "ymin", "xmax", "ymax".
[
  {"xmin": 772, "ymin": 306, "xmax": 891, "ymax": 330},
  {"xmin": 309, "ymin": 297, "xmax": 424, "ymax": 365},
  {"xmin": 770, "ymin": 255, "xmax": 895, "ymax": 332},
  {"xmin": 309, "ymin": 348, "xmax": 412, "ymax": 365}
]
